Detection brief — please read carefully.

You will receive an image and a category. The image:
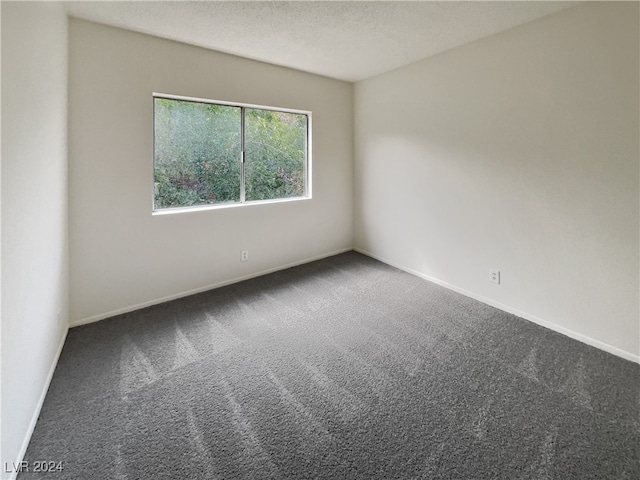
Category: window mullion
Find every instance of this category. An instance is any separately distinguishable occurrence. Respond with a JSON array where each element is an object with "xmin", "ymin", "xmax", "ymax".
[{"xmin": 240, "ymin": 107, "xmax": 246, "ymax": 203}]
